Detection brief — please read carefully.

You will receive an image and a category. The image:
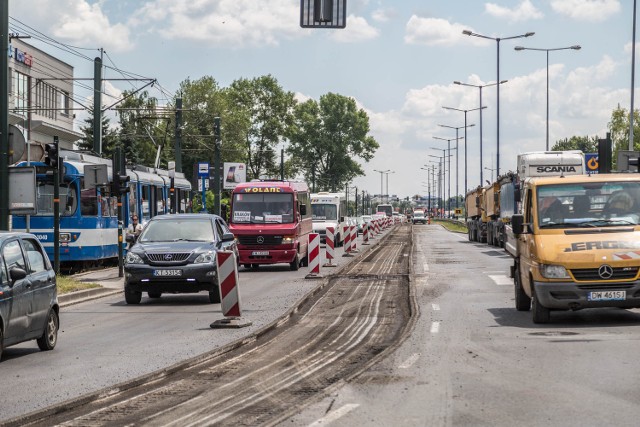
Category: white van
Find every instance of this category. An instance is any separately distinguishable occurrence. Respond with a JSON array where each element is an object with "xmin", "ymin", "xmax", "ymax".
[{"xmin": 311, "ymin": 192, "xmax": 349, "ymax": 246}]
